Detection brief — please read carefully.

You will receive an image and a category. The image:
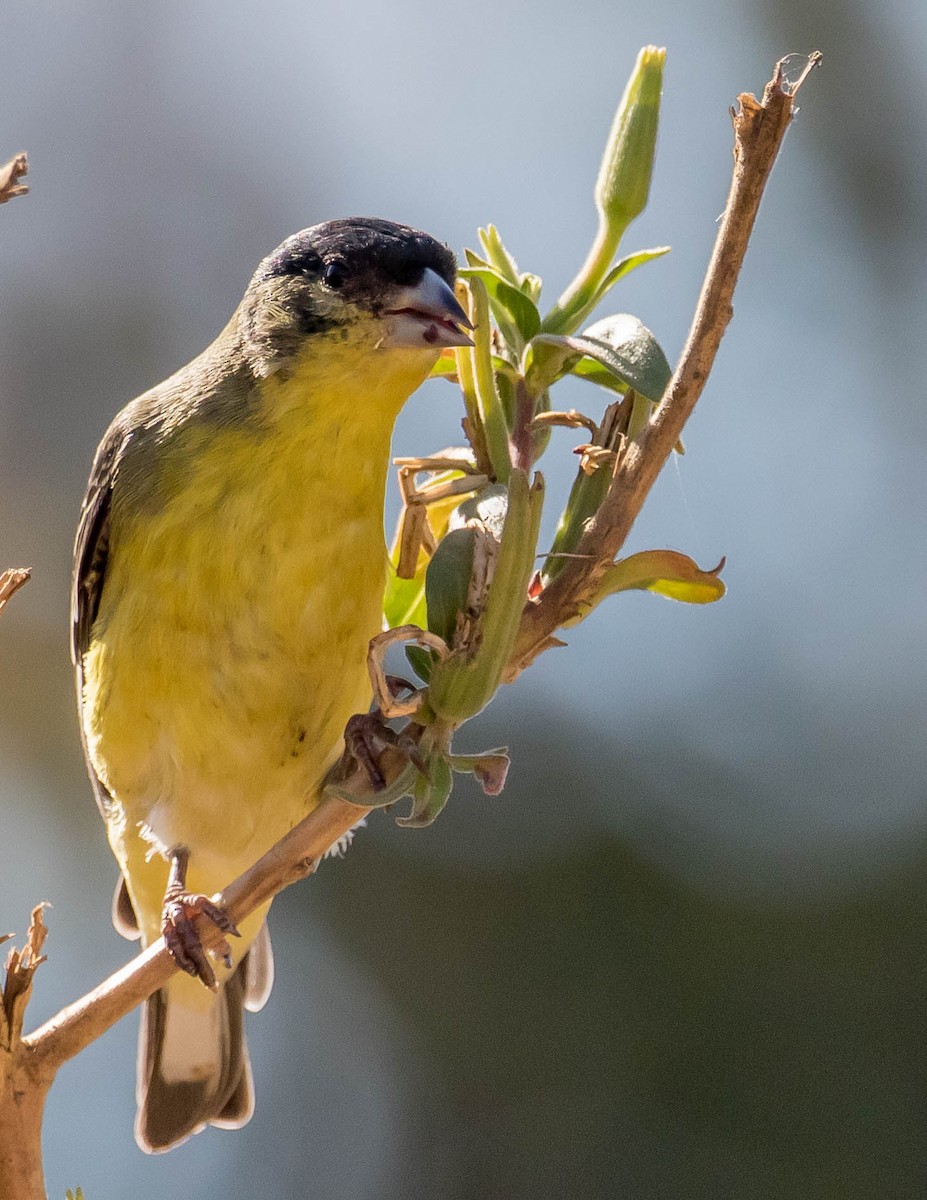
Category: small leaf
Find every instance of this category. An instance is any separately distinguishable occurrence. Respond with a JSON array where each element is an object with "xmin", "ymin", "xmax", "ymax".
[
  {"xmin": 581, "ymin": 314, "xmax": 671, "ymax": 402},
  {"xmin": 543, "ymin": 465, "xmax": 612, "ymax": 584},
  {"xmin": 569, "ymin": 358, "xmax": 630, "ymax": 394},
  {"xmin": 464, "ymin": 247, "xmax": 493, "ymax": 270},
  {"xmin": 425, "ymin": 528, "xmax": 479, "ymax": 645},
  {"xmin": 595, "ymin": 550, "xmax": 726, "ymax": 607},
  {"xmin": 590, "ymin": 246, "xmax": 670, "ymax": 308},
  {"xmin": 429, "ymin": 351, "xmax": 459, "ymax": 379},
  {"xmin": 448, "ymin": 748, "xmax": 511, "ymax": 795},
  {"xmin": 521, "ymin": 273, "xmax": 543, "ymax": 304},
  {"xmin": 384, "ymin": 562, "xmax": 428, "ymax": 632},
  {"xmin": 459, "ymin": 266, "xmax": 541, "ymax": 346},
  {"xmin": 396, "ymin": 755, "xmax": 454, "ymax": 828},
  {"xmin": 326, "ymin": 762, "xmax": 420, "ymax": 809},
  {"xmin": 478, "ymin": 224, "xmax": 522, "ymax": 286},
  {"xmin": 524, "ymin": 313, "xmax": 671, "ymax": 401},
  {"xmin": 436, "ymin": 343, "xmax": 517, "ymax": 381},
  {"xmin": 405, "ymin": 644, "xmax": 434, "ymax": 683}
]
